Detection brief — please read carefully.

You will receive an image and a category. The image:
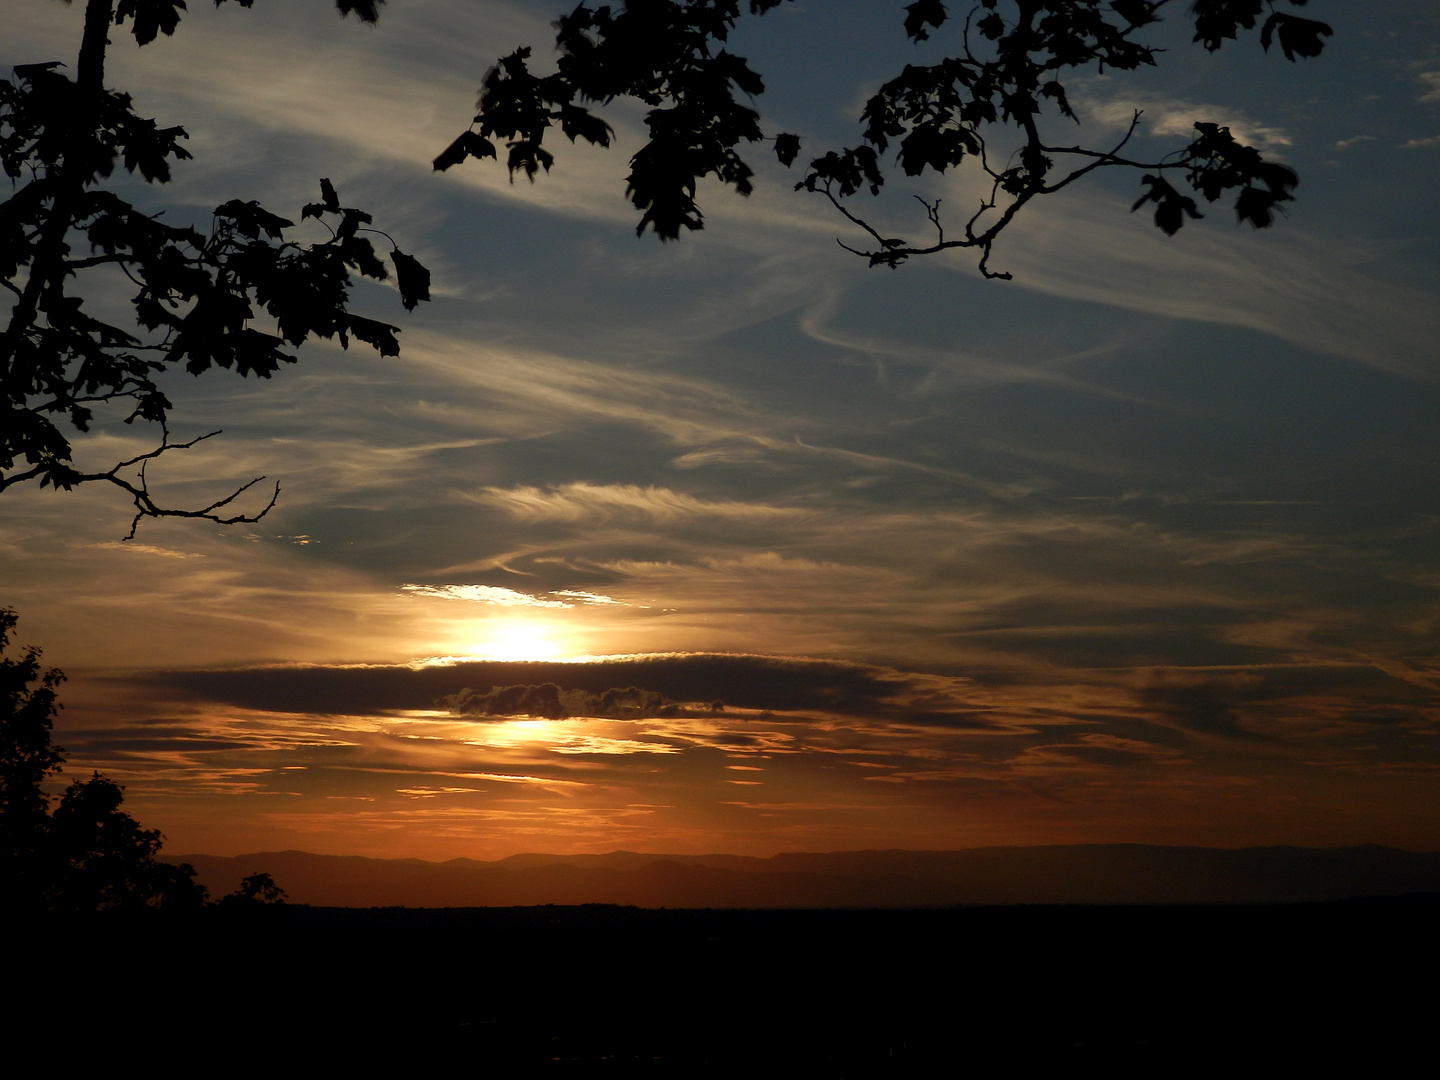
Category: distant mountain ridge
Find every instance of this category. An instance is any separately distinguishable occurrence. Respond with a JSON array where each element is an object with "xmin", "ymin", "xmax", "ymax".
[{"xmin": 164, "ymin": 844, "xmax": 1440, "ymax": 908}]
